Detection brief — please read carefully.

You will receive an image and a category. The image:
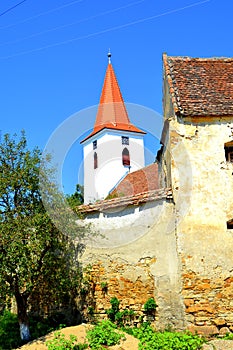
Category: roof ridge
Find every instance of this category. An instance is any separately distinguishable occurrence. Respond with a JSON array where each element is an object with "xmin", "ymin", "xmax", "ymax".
[
  {"xmin": 163, "ymin": 53, "xmax": 183, "ymax": 114},
  {"xmin": 166, "ymin": 55, "xmax": 233, "ymax": 61}
]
